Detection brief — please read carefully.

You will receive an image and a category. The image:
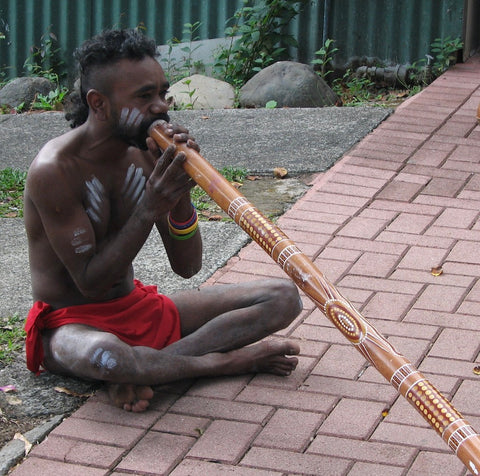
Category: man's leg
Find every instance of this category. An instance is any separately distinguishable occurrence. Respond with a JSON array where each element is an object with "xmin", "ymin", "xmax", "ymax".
[
  {"xmin": 167, "ymin": 278, "xmax": 302, "ymax": 355},
  {"xmin": 42, "ymin": 279, "xmax": 302, "ymax": 410}
]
